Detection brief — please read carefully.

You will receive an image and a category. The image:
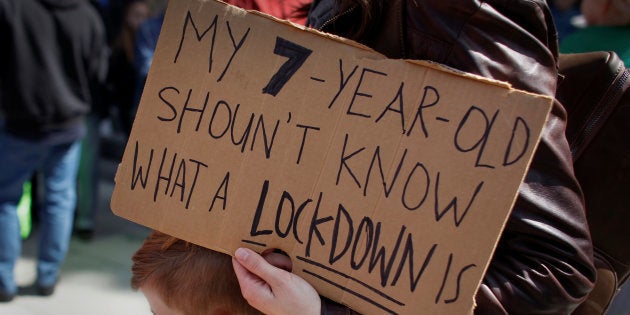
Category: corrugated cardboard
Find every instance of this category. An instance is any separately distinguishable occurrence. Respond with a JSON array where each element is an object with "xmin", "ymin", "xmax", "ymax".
[{"xmin": 111, "ymin": 0, "xmax": 553, "ymax": 313}]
